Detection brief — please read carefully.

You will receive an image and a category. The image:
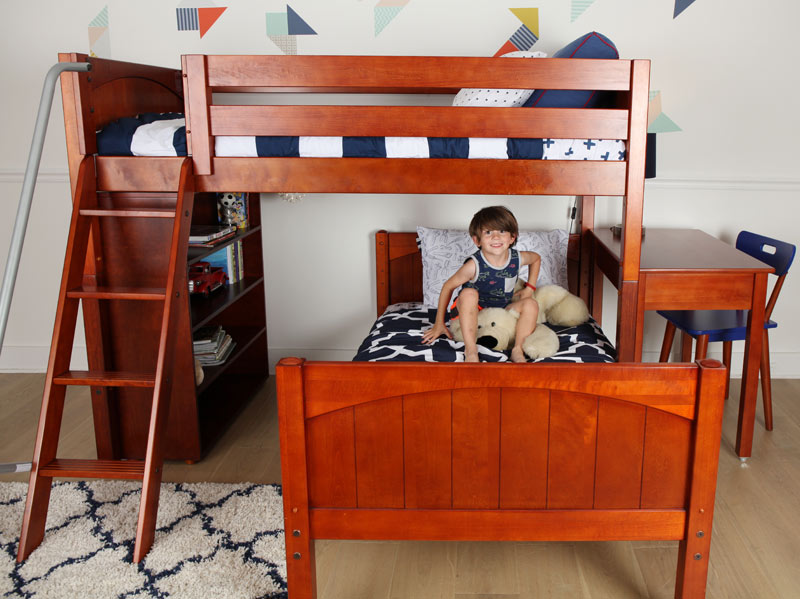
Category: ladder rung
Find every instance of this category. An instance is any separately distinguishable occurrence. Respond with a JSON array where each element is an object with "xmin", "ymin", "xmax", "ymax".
[
  {"xmin": 39, "ymin": 459, "xmax": 145, "ymax": 480},
  {"xmin": 79, "ymin": 208, "xmax": 175, "ymax": 218},
  {"xmin": 67, "ymin": 286, "xmax": 166, "ymax": 300},
  {"xmin": 53, "ymin": 370, "xmax": 156, "ymax": 387}
]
